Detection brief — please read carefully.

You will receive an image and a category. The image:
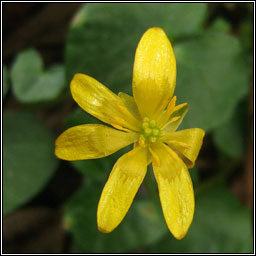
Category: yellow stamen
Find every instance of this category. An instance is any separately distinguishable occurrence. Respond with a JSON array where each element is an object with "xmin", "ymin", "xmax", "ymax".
[
  {"xmin": 162, "ymin": 116, "xmax": 181, "ymax": 130},
  {"xmin": 117, "ymin": 105, "xmax": 141, "ymax": 128},
  {"xmin": 113, "ymin": 116, "xmax": 129, "ymax": 127},
  {"xmin": 152, "ymin": 128, "xmax": 159, "ymax": 136},
  {"xmin": 142, "ymin": 122, "xmax": 149, "ymax": 129},
  {"xmin": 110, "ymin": 123, "xmax": 130, "ymax": 133},
  {"xmin": 159, "ymin": 96, "xmax": 176, "ymax": 127},
  {"xmin": 113, "ymin": 116, "xmax": 139, "ymax": 132},
  {"xmin": 174, "ymin": 102, "xmax": 188, "ymax": 112},
  {"xmin": 165, "ymin": 96, "xmax": 177, "ymax": 120},
  {"xmin": 163, "ymin": 143, "xmax": 180, "ymax": 162},
  {"xmin": 149, "ymin": 136, "xmax": 157, "ymax": 143},
  {"xmin": 168, "ymin": 140, "xmax": 191, "ymax": 149},
  {"xmin": 145, "ymin": 127, "xmax": 152, "ymax": 135},
  {"xmin": 139, "ymin": 139, "xmax": 145, "ymax": 147},
  {"xmin": 149, "ymin": 146, "xmax": 160, "ymax": 166},
  {"xmin": 143, "ymin": 117, "xmax": 150, "ymax": 122},
  {"xmin": 149, "ymin": 120, "xmax": 156, "ymax": 127},
  {"xmin": 155, "ymin": 92, "xmax": 172, "ymax": 117},
  {"xmin": 166, "ymin": 96, "xmax": 176, "ymax": 115},
  {"xmin": 170, "ymin": 116, "xmax": 180, "ymax": 122}
]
